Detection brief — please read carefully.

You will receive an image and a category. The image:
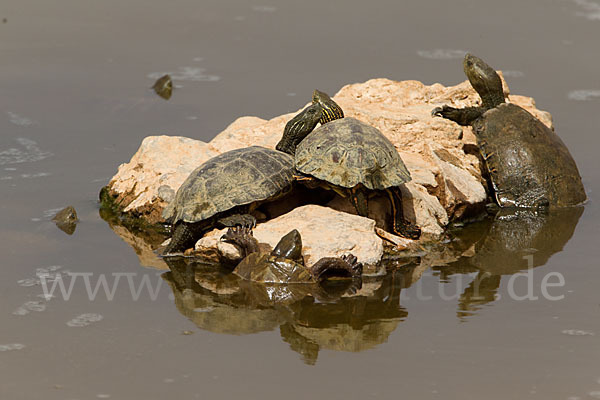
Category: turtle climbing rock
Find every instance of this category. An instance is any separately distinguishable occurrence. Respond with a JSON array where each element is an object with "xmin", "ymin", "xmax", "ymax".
[
  {"xmin": 432, "ymin": 53, "xmax": 586, "ymax": 208},
  {"xmin": 277, "ymin": 103, "xmax": 421, "ymax": 239},
  {"xmin": 221, "ymin": 226, "xmax": 363, "ymax": 284},
  {"xmin": 162, "ymin": 146, "xmax": 296, "ymax": 255}
]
